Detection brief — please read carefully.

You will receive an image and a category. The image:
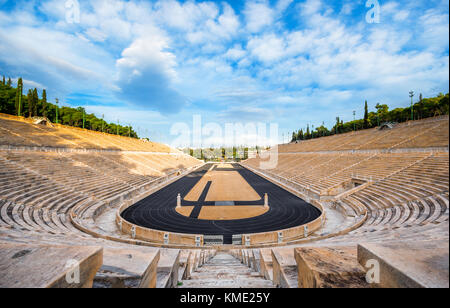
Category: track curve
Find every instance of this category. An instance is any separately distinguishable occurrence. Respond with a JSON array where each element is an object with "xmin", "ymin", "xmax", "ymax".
[{"xmin": 121, "ymin": 164, "xmax": 321, "ymax": 244}]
